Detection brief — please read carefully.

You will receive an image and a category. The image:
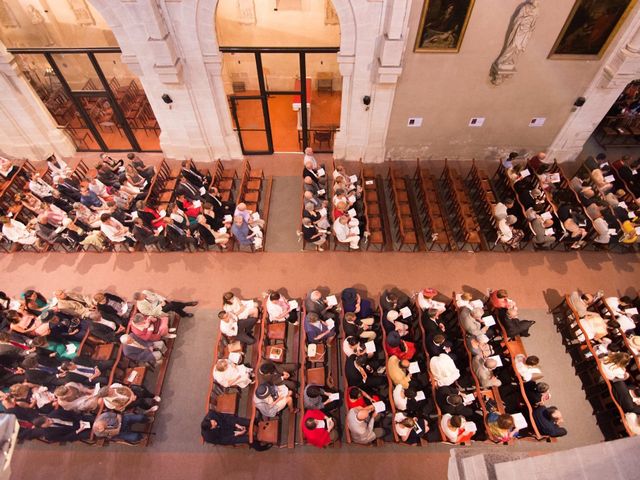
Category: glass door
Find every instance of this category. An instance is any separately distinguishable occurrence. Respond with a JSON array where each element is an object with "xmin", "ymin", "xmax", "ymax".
[
  {"xmin": 229, "ymin": 96, "xmax": 273, "ymax": 154},
  {"xmin": 10, "ymin": 48, "xmax": 161, "ymax": 152}
]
